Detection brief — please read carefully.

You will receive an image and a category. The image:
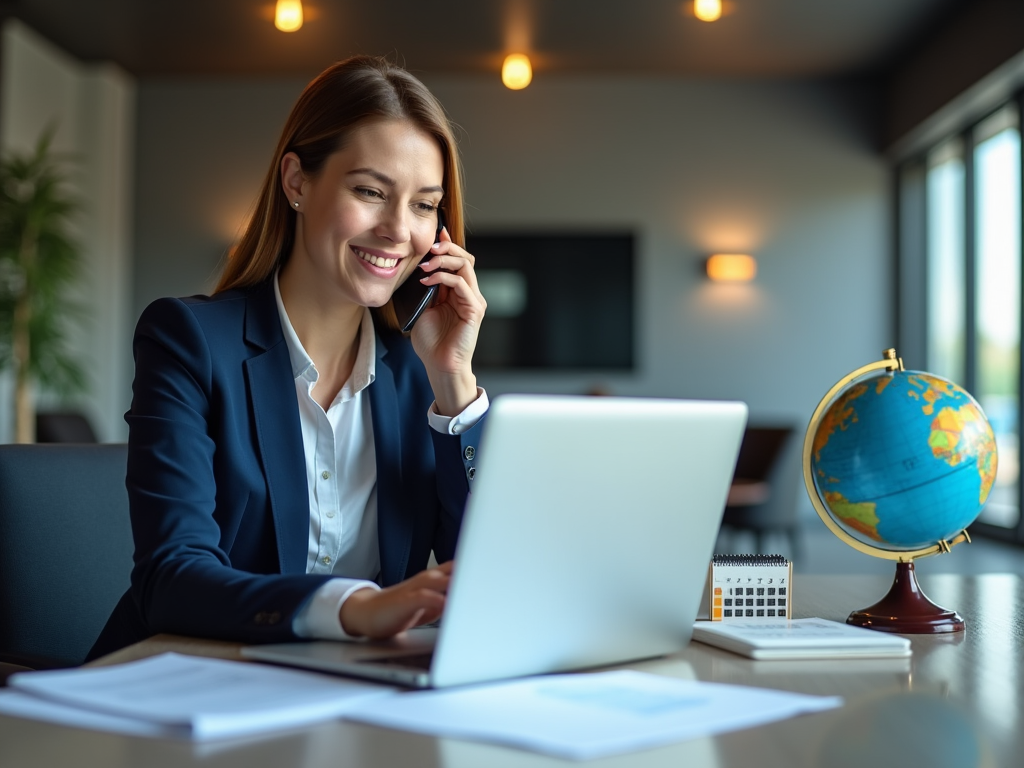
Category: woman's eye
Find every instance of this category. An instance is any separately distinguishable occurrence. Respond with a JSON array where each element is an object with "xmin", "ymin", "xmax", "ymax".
[
  {"xmin": 355, "ymin": 187, "xmax": 383, "ymax": 200},
  {"xmin": 415, "ymin": 202, "xmax": 437, "ymax": 214}
]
